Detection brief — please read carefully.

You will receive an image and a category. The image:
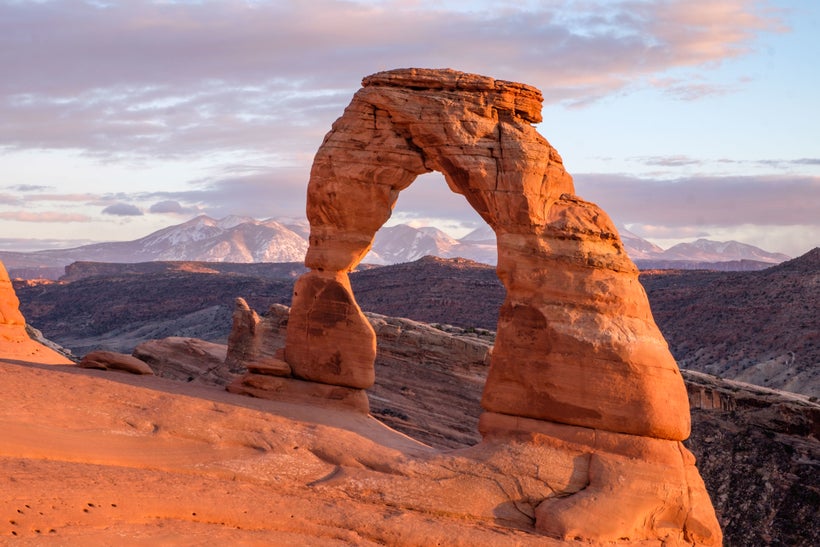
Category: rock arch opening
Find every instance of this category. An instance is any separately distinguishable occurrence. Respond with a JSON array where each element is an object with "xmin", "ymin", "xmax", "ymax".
[{"xmin": 363, "ymin": 170, "xmax": 494, "ymax": 266}]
